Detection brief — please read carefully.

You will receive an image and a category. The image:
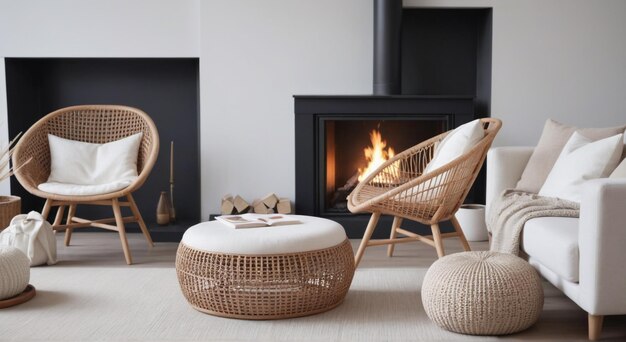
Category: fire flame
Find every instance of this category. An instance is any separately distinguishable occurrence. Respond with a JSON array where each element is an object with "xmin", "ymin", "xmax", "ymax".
[{"xmin": 358, "ymin": 130, "xmax": 395, "ymax": 182}]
